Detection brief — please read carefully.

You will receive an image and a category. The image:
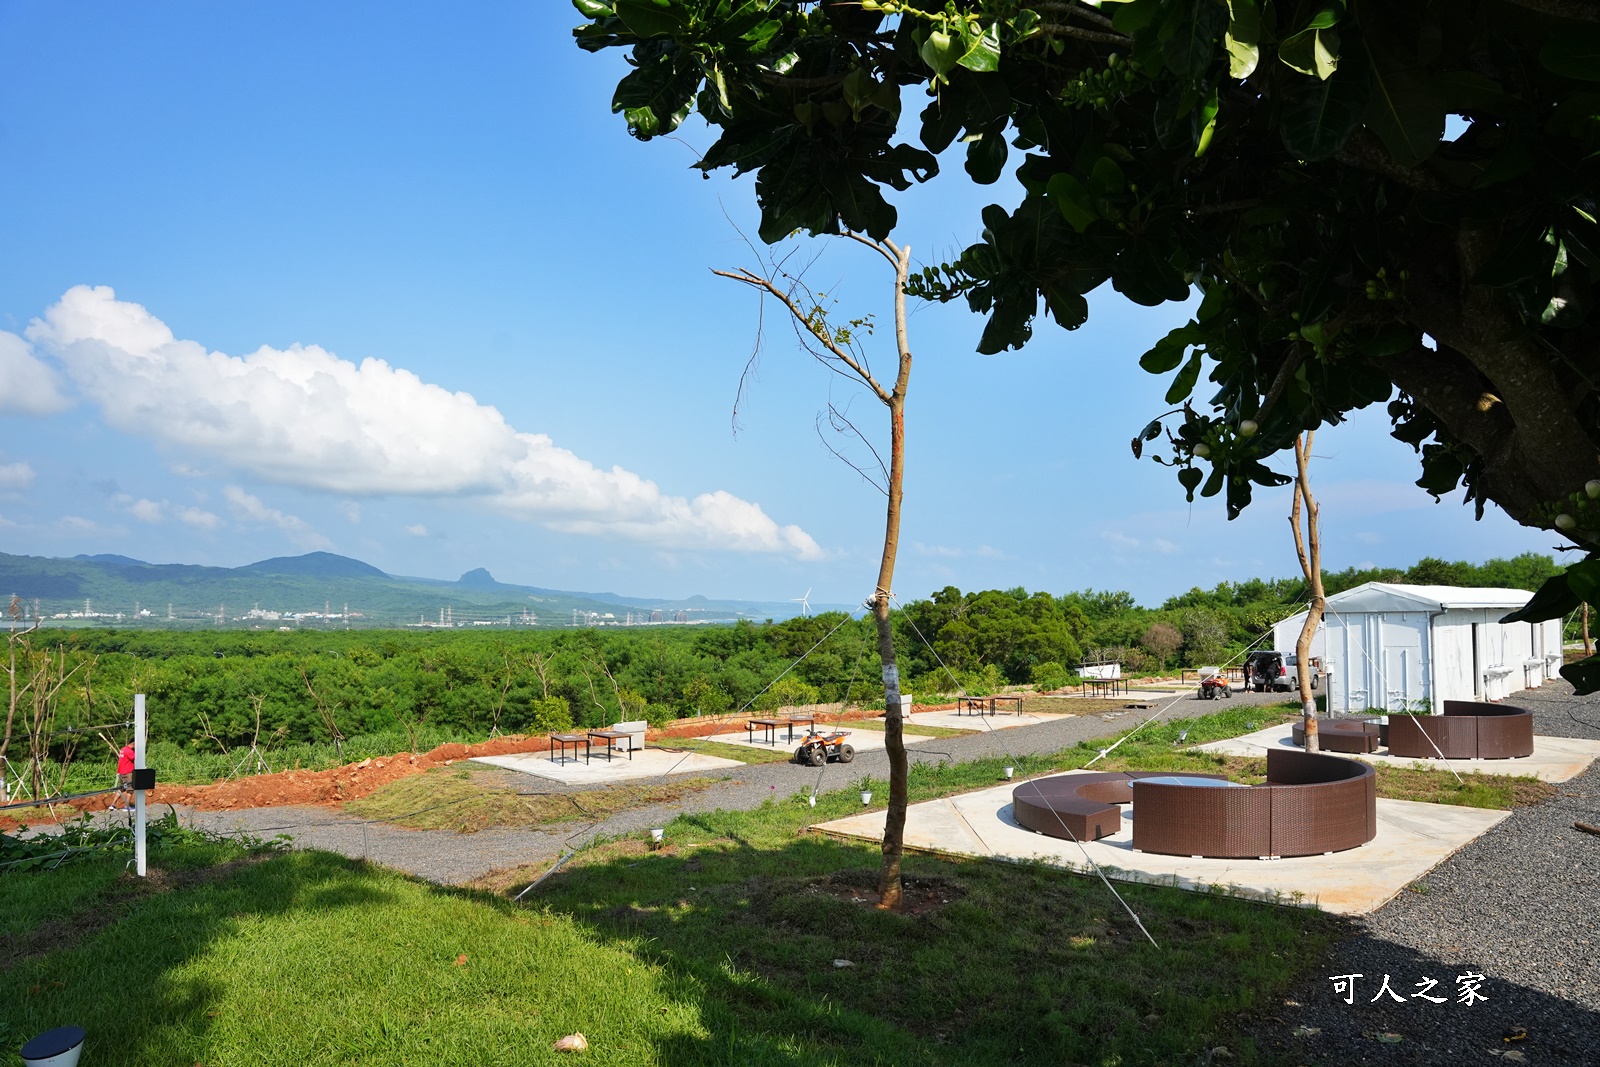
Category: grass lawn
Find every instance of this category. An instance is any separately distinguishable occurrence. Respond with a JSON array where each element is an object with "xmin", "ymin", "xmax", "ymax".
[
  {"xmin": 344, "ymin": 765, "xmax": 719, "ymax": 832},
  {"xmin": 4, "ymin": 703, "xmax": 1547, "ymax": 1066}
]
